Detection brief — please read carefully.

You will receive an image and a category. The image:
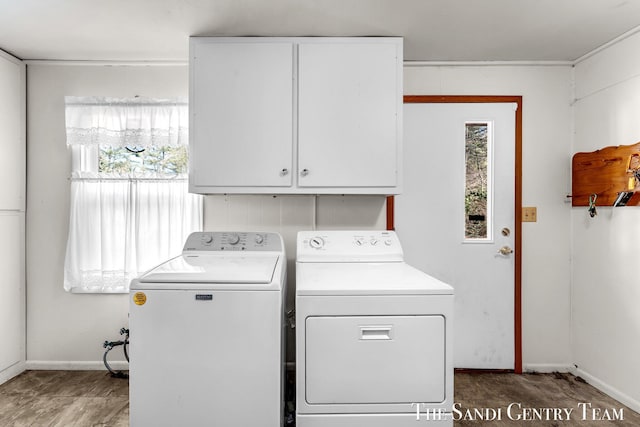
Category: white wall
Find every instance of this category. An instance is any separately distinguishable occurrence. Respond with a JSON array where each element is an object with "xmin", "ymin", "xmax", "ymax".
[
  {"xmin": 572, "ymin": 31, "xmax": 640, "ymax": 411},
  {"xmin": 404, "ymin": 65, "xmax": 574, "ymax": 370},
  {"xmin": 26, "ymin": 64, "xmax": 189, "ymax": 367}
]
